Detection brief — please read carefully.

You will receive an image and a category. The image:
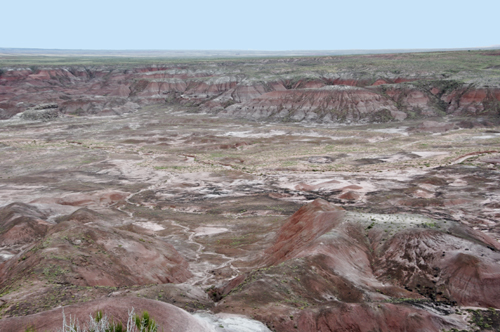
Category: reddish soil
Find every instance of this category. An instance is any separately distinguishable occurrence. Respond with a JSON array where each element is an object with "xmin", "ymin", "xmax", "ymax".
[
  {"xmin": 207, "ymin": 198, "xmax": 500, "ymax": 331},
  {"xmin": 1, "ymin": 63, "xmax": 499, "ymax": 122},
  {"xmin": 0, "ymin": 216, "xmax": 191, "ymax": 288},
  {"xmin": 0, "ymin": 297, "xmax": 211, "ymax": 332},
  {"xmin": 0, "ymin": 203, "xmax": 50, "ymax": 246}
]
